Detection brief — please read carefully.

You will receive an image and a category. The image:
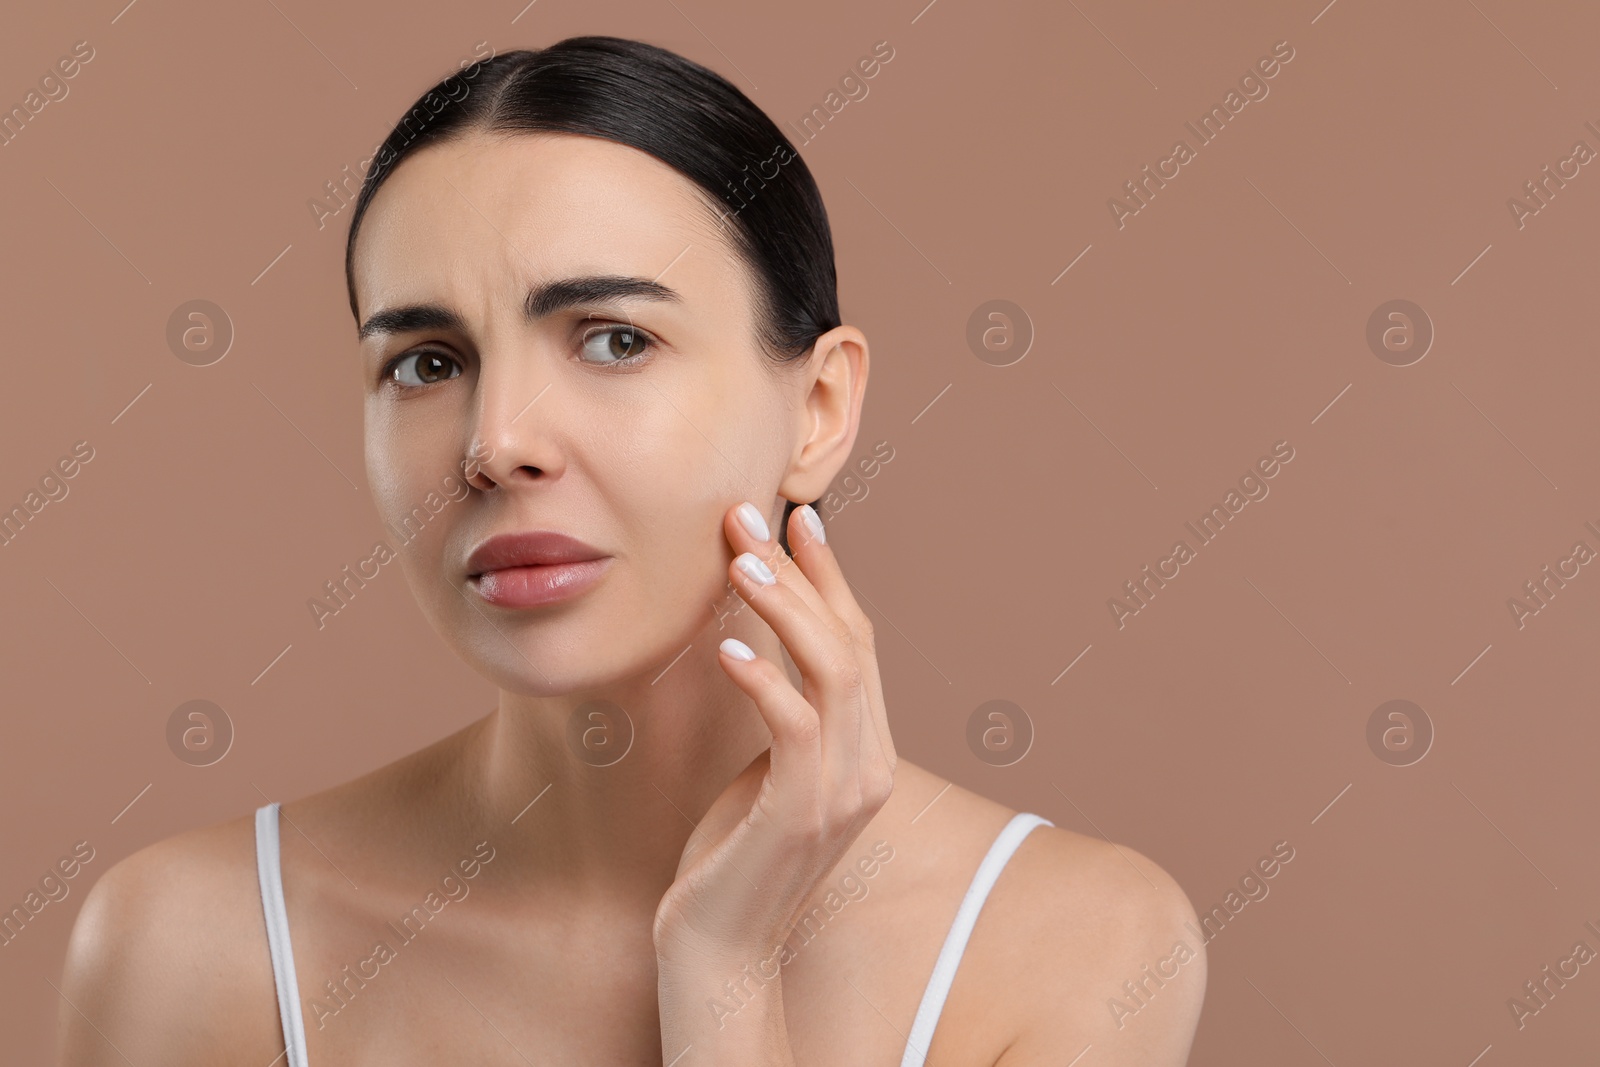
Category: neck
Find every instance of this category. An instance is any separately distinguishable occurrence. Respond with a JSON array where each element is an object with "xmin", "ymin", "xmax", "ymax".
[{"xmin": 453, "ymin": 614, "xmax": 784, "ymax": 915}]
